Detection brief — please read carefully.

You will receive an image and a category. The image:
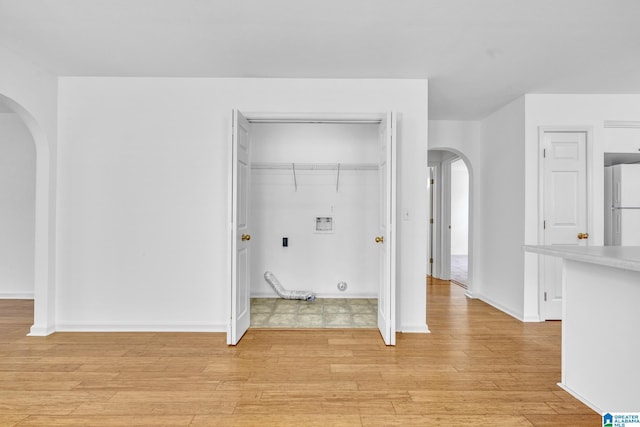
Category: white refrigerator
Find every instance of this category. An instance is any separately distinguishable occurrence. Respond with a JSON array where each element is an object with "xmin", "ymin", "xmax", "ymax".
[{"xmin": 605, "ymin": 164, "xmax": 640, "ymax": 245}]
